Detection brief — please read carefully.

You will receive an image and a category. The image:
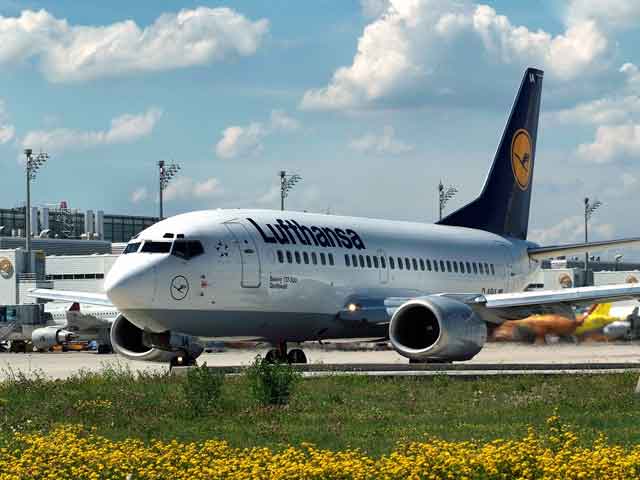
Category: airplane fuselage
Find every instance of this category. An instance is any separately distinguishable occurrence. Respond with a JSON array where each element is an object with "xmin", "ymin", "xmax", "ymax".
[{"xmin": 105, "ymin": 209, "xmax": 539, "ymax": 342}]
